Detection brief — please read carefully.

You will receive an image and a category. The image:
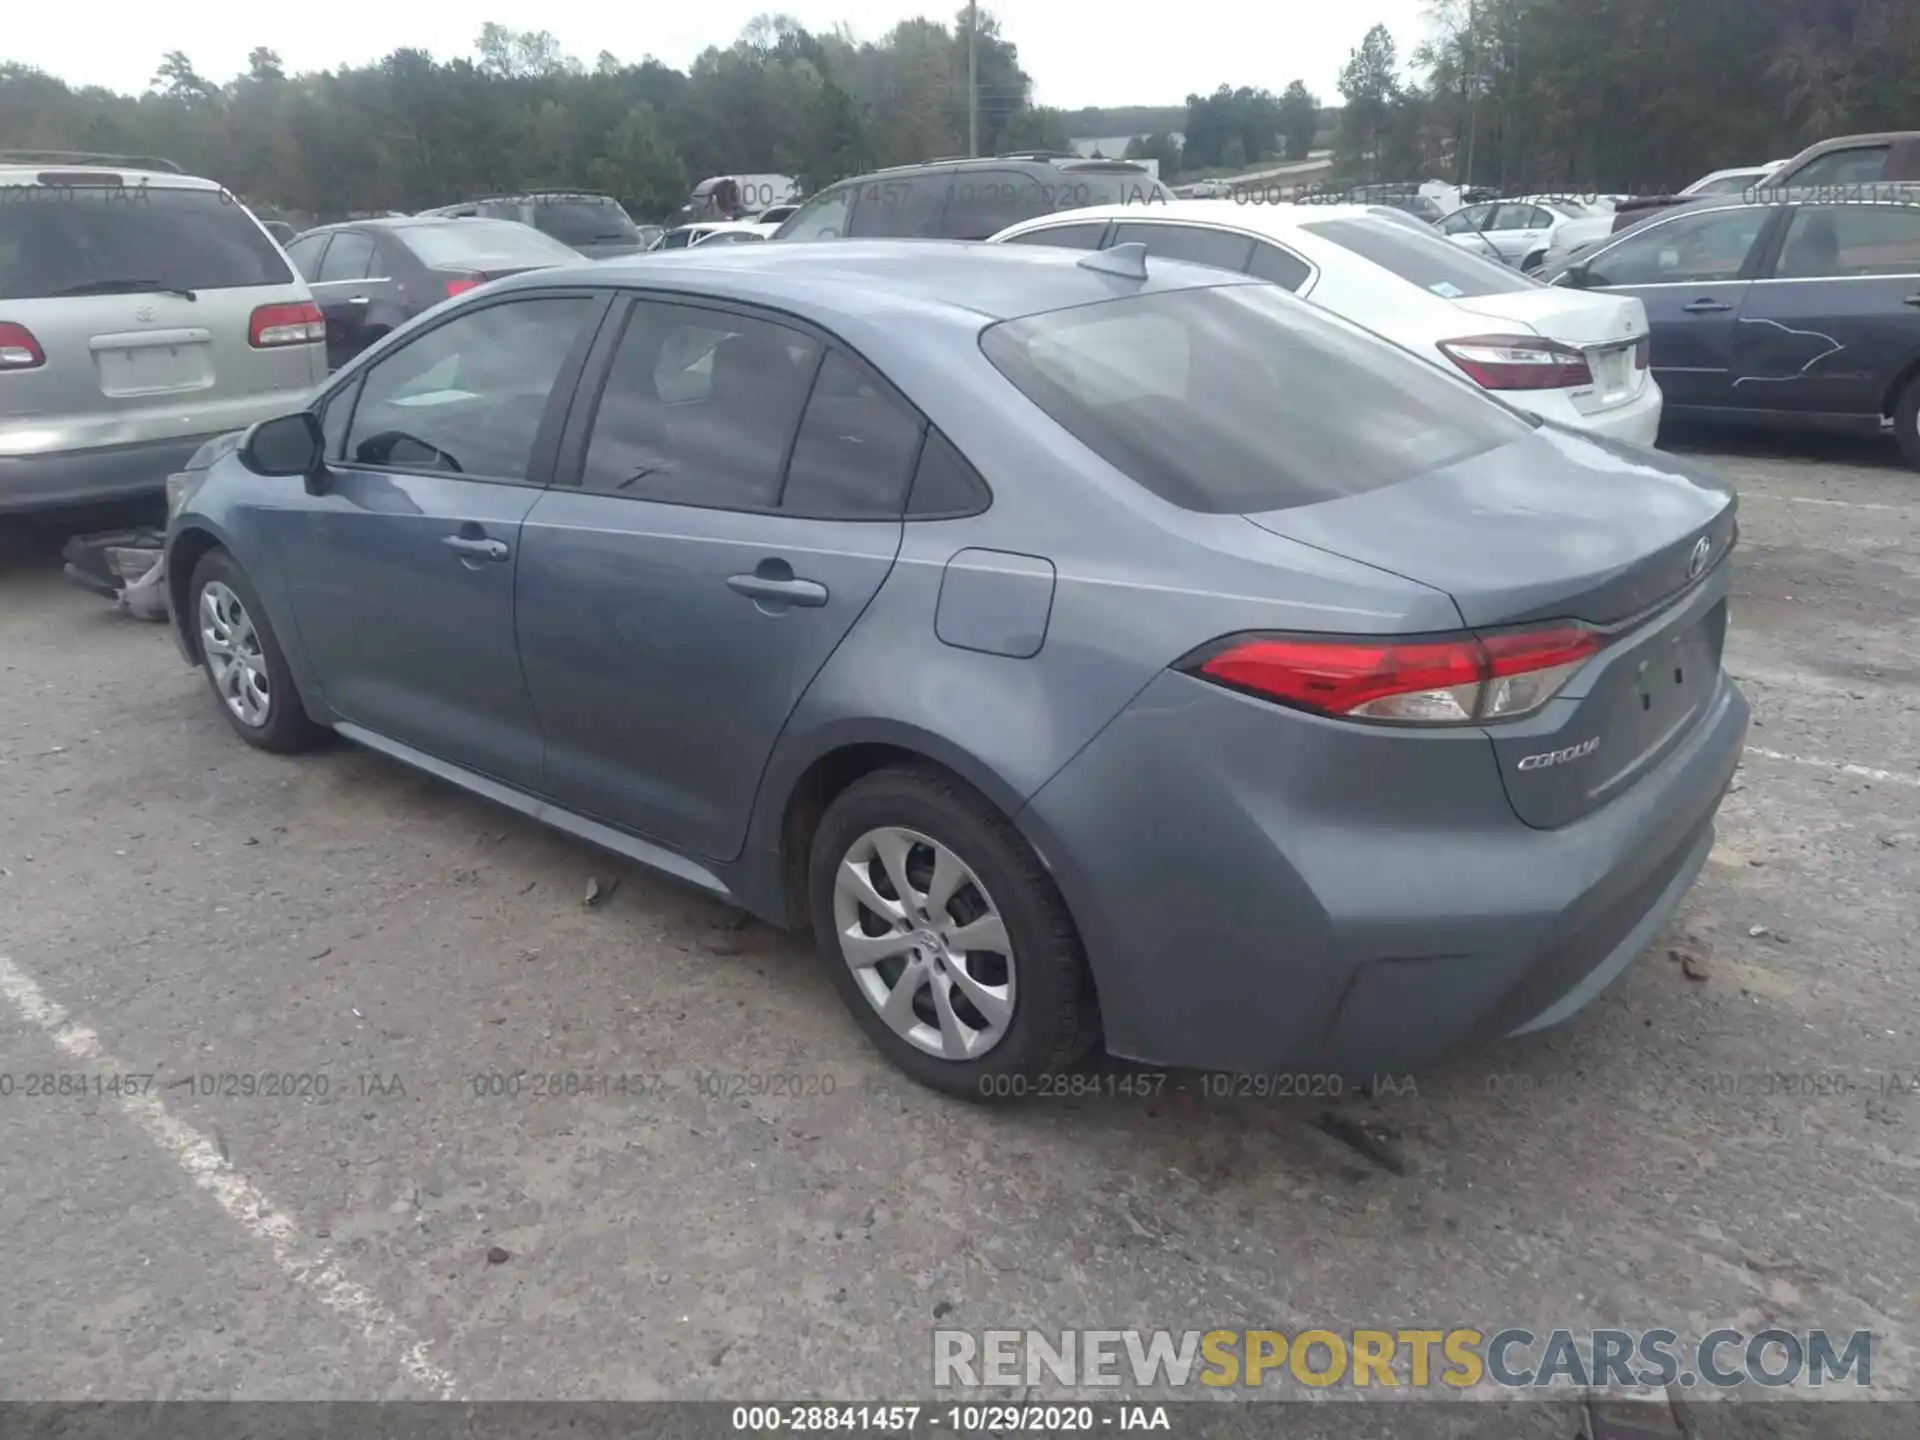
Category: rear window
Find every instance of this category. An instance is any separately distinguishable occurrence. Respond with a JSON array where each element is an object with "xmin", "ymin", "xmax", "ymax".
[
  {"xmin": 395, "ymin": 220, "xmax": 582, "ymax": 270},
  {"xmin": 979, "ymin": 285, "xmax": 1526, "ymax": 514},
  {"xmin": 531, "ymin": 198, "xmax": 640, "ymax": 246},
  {"xmin": 1303, "ymin": 217, "xmax": 1542, "ymax": 298},
  {"xmin": 0, "ymin": 184, "xmax": 292, "ymax": 300}
]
